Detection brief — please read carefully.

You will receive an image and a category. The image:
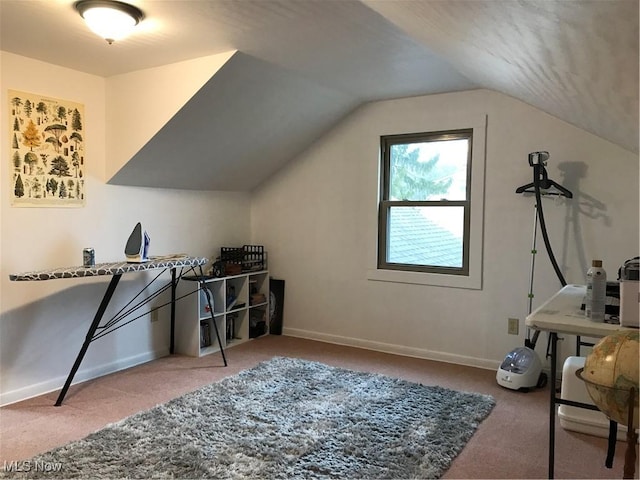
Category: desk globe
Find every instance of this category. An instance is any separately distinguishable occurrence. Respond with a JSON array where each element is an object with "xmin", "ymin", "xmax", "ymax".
[{"xmin": 579, "ymin": 330, "xmax": 639, "ymax": 429}]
